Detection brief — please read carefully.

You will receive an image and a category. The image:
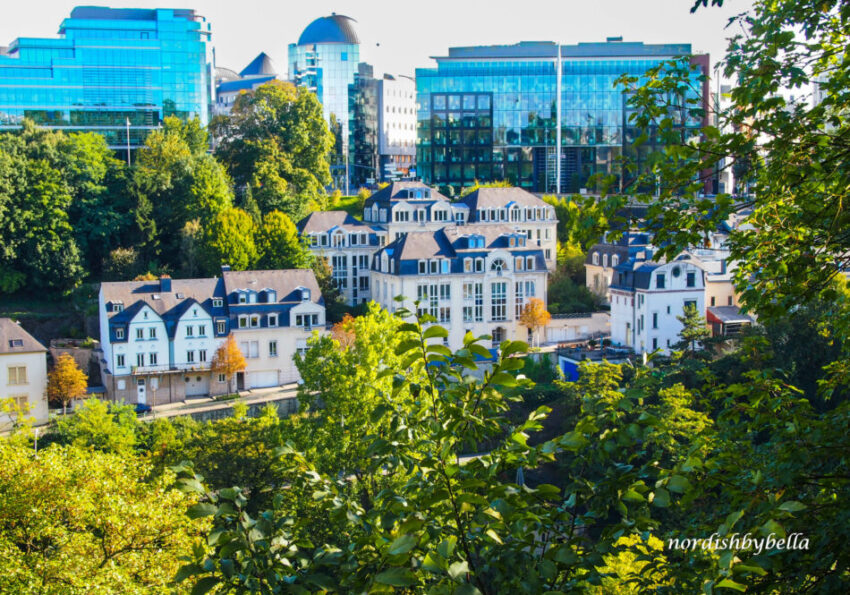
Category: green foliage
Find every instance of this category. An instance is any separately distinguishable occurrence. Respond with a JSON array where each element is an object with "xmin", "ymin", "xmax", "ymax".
[
  {"xmin": 200, "ymin": 207, "xmax": 258, "ymax": 273},
  {"xmin": 256, "ymin": 210, "xmax": 312, "ymax": 270},
  {"xmin": 547, "ymin": 270, "xmax": 602, "ymax": 314},
  {"xmin": 459, "ymin": 179, "xmax": 512, "ymax": 197},
  {"xmin": 211, "ymin": 80, "xmax": 334, "ymax": 221},
  {"xmin": 542, "ymin": 194, "xmax": 609, "ymax": 252},
  {"xmin": 0, "ymin": 441, "xmax": 205, "ymax": 593},
  {"xmin": 55, "ymin": 398, "xmax": 139, "ymax": 454},
  {"xmin": 675, "ymin": 302, "xmax": 711, "ymax": 356}
]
